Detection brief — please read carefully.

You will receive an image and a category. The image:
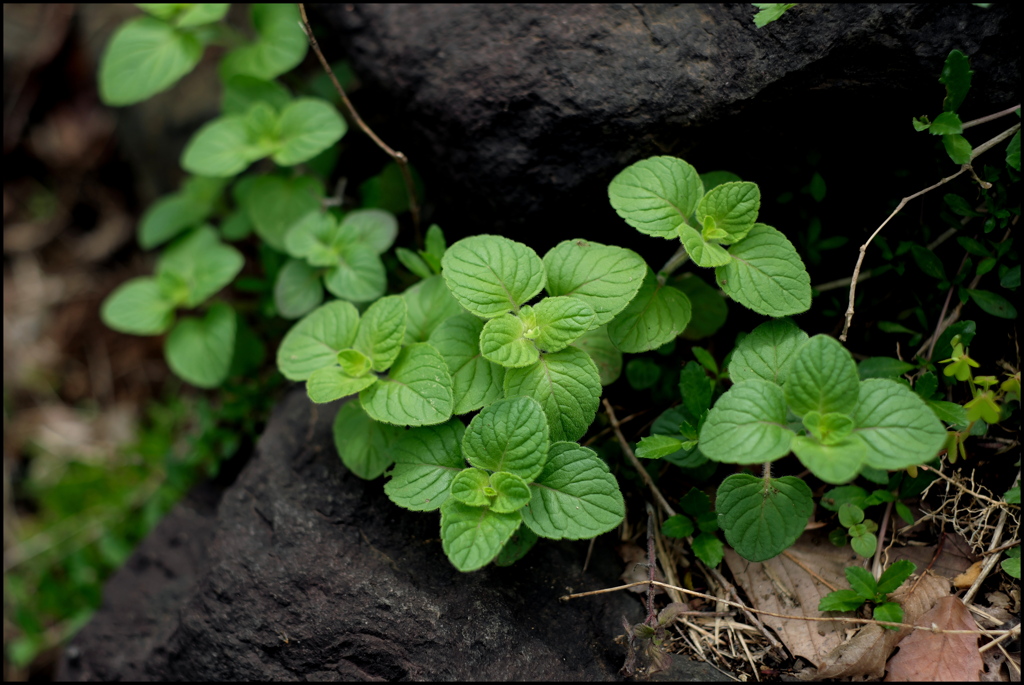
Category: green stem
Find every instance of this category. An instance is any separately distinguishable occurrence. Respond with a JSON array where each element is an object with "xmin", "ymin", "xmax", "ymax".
[{"xmin": 658, "ymin": 246, "xmax": 690, "ymax": 284}]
